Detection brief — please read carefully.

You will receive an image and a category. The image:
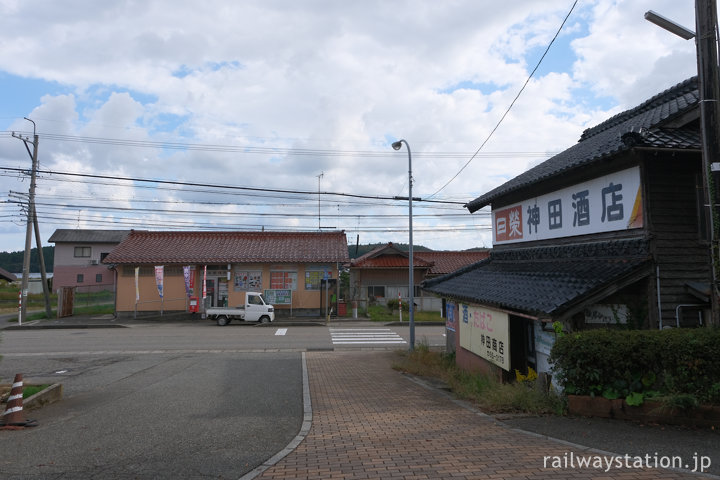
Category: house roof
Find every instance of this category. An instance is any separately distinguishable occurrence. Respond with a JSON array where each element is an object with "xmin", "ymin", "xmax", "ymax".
[
  {"xmin": 49, "ymin": 229, "xmax": 132, "ymax": 244},
  {"xmin": 0, "ymin": 266, "xmax": 17, "ymax": 282},
  {"xmin": 422, "ymin": 239, "xmax": 651, "ymax": 320},
  {"xmin": 350, "ymin": 243, "xmax": 434, "ymax": 269},
  {"xmin": 465, "ymin": 76, "xmax": 701, "ymax": 212},
  {"xmin": 103, "ymin": 230, "xmax": 349, "ymax": 265},
  {"xmin": 415, "ymin": 250, "xmax": 490, "ymax": 276}
]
